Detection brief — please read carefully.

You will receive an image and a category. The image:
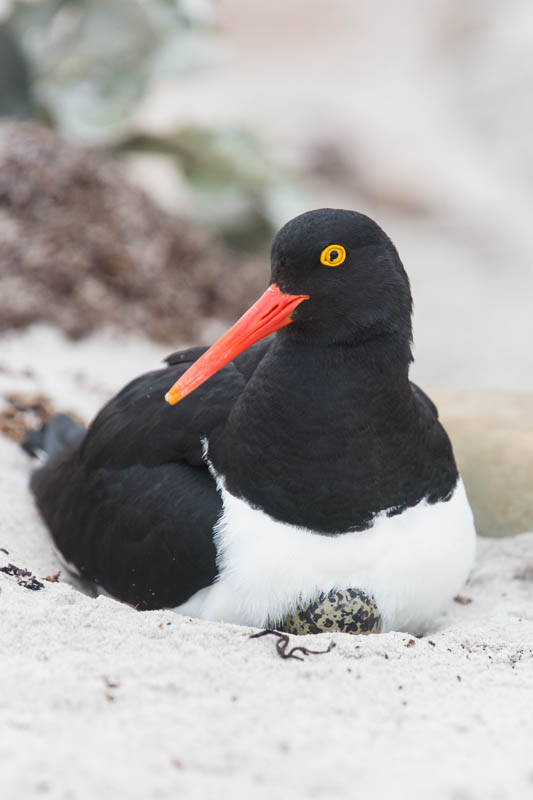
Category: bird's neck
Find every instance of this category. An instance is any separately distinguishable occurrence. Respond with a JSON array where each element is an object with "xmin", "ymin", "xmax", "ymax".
[
  {"xmin": 207, "ymin": 333, "xmax": 456, "ymax": 534},
  {"xmin": 226, "ymin": 333, "xmax": 416, "ymax": 448}
]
